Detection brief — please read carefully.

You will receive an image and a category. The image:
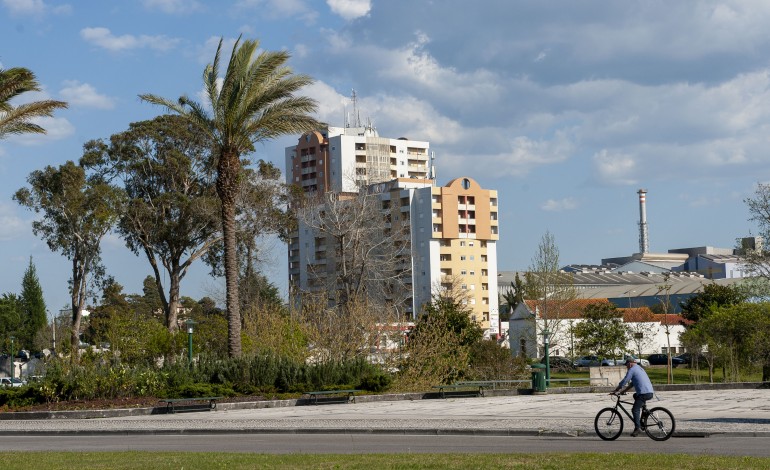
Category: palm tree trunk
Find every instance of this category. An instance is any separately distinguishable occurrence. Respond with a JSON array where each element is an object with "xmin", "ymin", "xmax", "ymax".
[{"xmin": 218, "ymin": 149, "xmax": 242, "ymax": 357}]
